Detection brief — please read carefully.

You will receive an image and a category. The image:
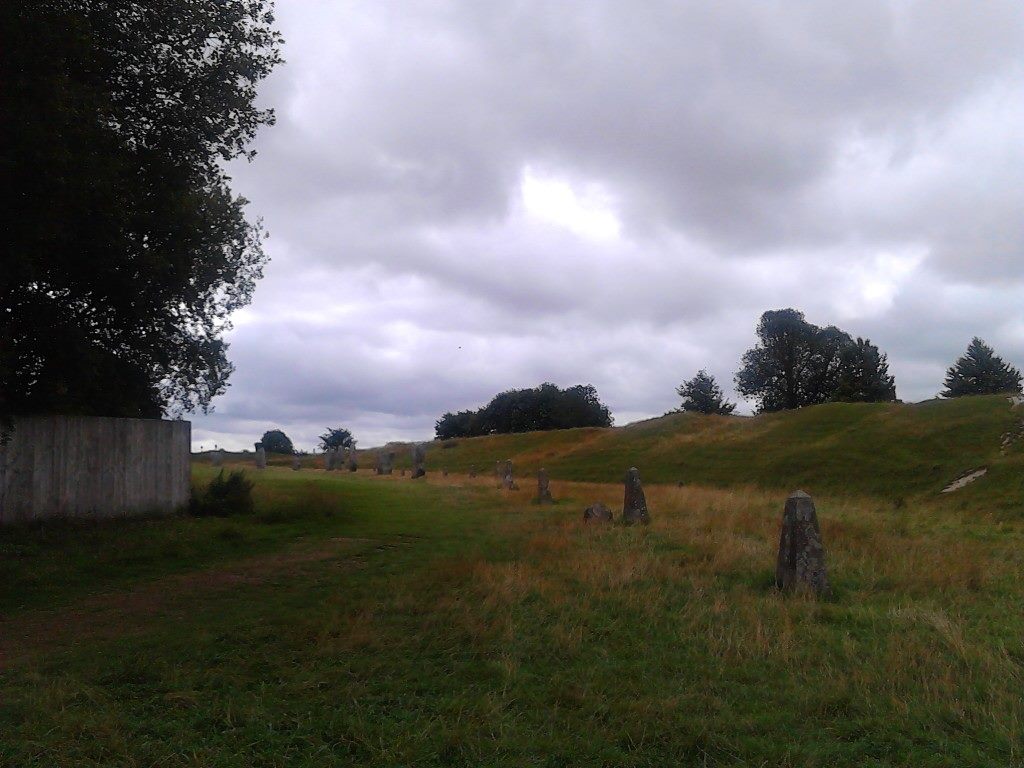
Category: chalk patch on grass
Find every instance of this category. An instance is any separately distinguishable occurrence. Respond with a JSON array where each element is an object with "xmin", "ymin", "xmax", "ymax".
[{"xmin": 941, "ymin": 468, "xmax": 988, "ymax": 493}]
